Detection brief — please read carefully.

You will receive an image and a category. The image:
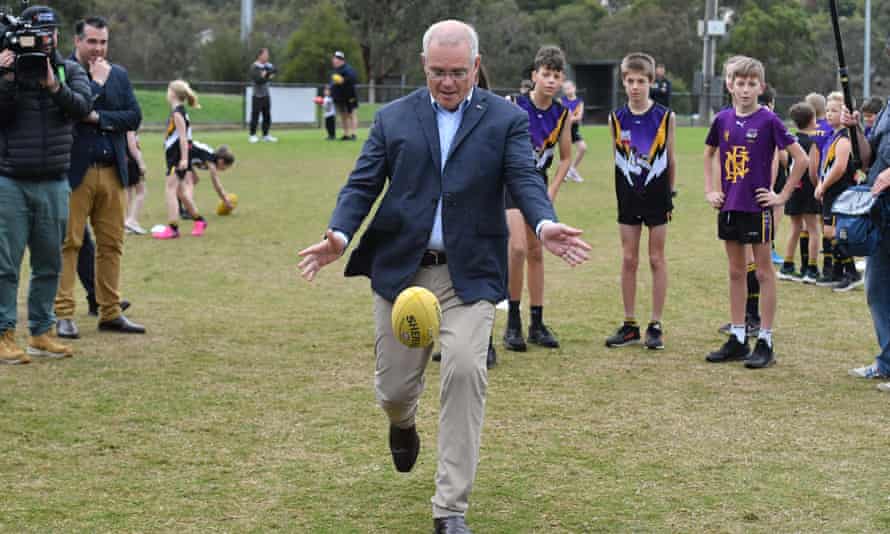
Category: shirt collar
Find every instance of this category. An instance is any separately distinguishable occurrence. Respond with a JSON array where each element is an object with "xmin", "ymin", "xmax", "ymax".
[{"xmin": 430, "ymin": 87, "xmax": 474, "ymax": 114}]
